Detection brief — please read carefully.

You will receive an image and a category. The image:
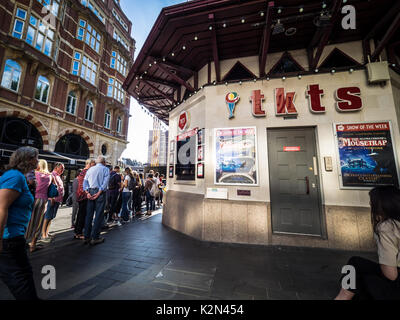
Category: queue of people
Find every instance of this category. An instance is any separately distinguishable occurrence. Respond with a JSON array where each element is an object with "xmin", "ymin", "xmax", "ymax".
[{"xmin": 0, "ymin": 147, "xmax": 167, "ymax": 300}]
